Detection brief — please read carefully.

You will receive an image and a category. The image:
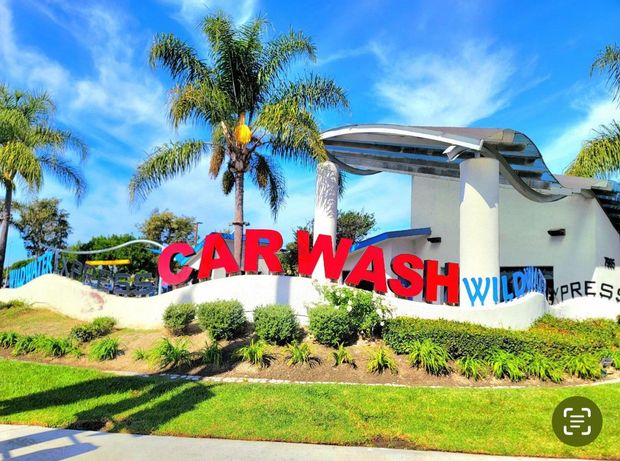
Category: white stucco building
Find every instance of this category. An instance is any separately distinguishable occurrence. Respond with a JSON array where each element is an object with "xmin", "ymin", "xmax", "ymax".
[
  {"xmin": 320, "ymin": 125, "xmax": 620, "ymax": 305},
  {"xmin": 174, "ymin": 125, "xmax": 620, "ymax": 308}
]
